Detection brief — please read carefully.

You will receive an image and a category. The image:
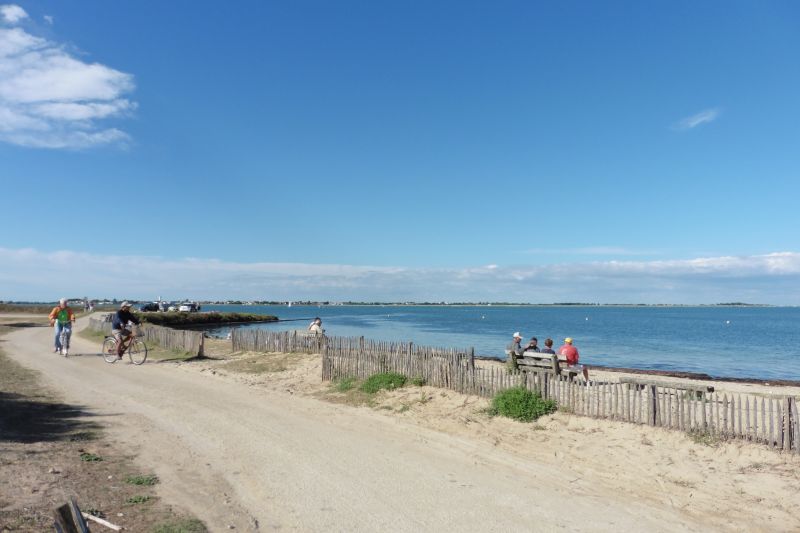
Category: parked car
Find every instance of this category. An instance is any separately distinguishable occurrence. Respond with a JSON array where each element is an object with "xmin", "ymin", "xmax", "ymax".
[
  {"xmin": 139, "ymin": 303, "xmax": 160, "ymax": 312},
  {"xmin": 178, "ymin": 302, "xmax": 199, "ymax": 312}
]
